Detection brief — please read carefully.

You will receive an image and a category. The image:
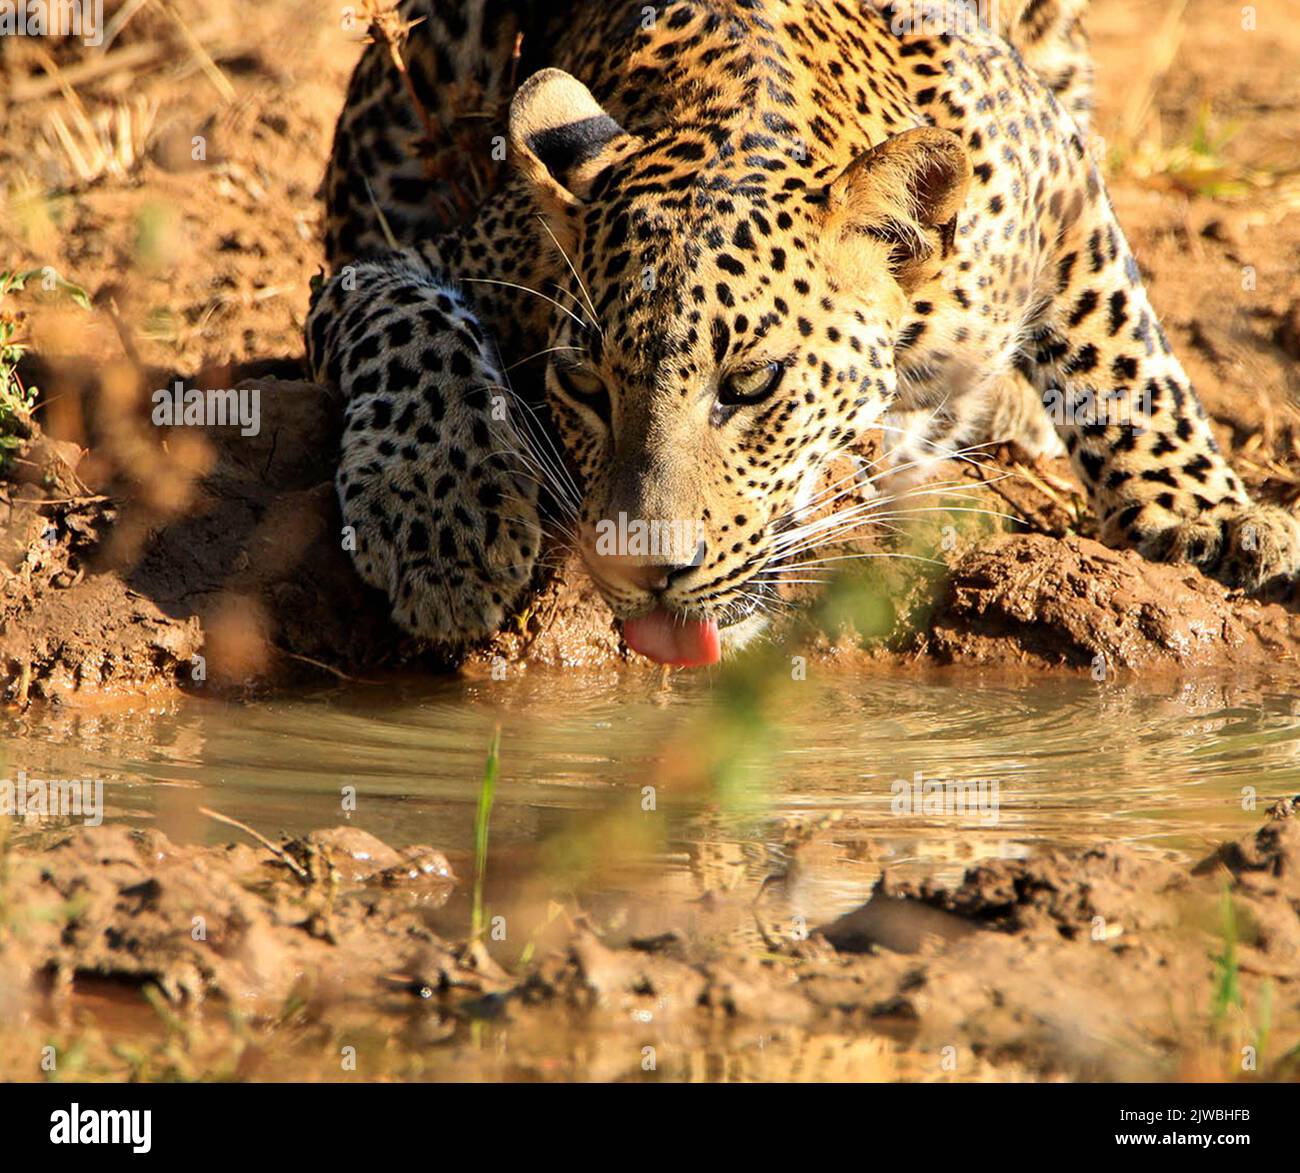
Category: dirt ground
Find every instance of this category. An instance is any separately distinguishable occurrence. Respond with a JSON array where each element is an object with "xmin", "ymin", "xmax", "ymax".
[
  {"xmin": 1, "ymin": 0, "xmax": 1300, "ymax": 701},
  {"xmin": 2, "ymin": 797, "xmax": 1298, "ymax": 1081}
]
